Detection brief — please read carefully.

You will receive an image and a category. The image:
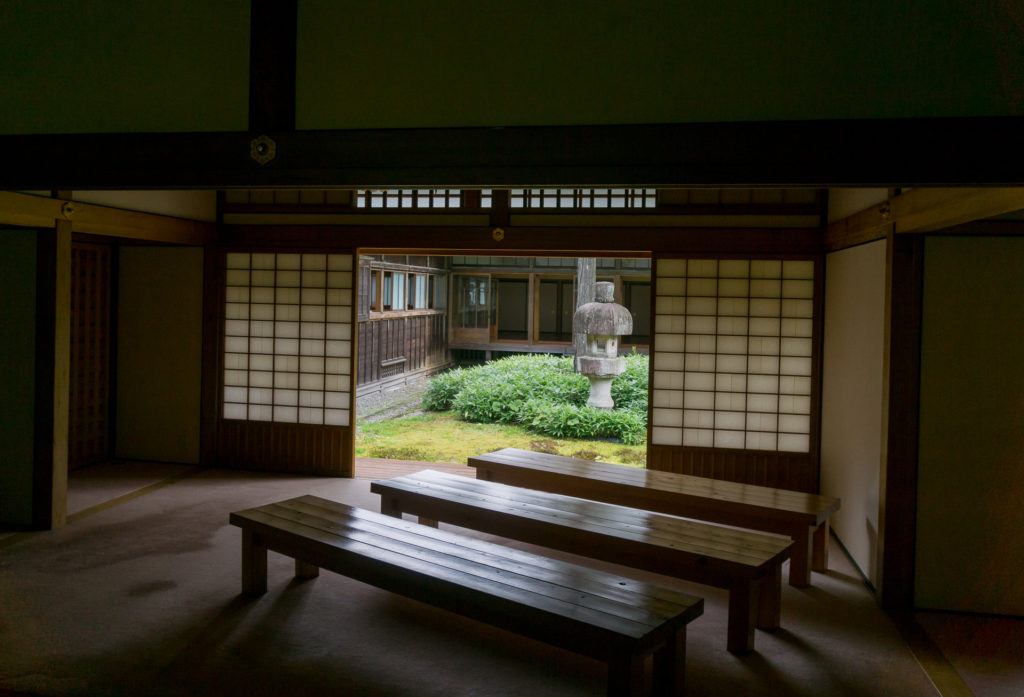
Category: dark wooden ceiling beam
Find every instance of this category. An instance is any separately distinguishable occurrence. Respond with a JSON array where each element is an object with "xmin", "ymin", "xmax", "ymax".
[
  {"xmin": 221, "ymin": 224, "xmax": 821, "ymax": 255},
  {"xmin": 1, "ymin": 117, "xmax": 1021, "ymax": 190}
]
